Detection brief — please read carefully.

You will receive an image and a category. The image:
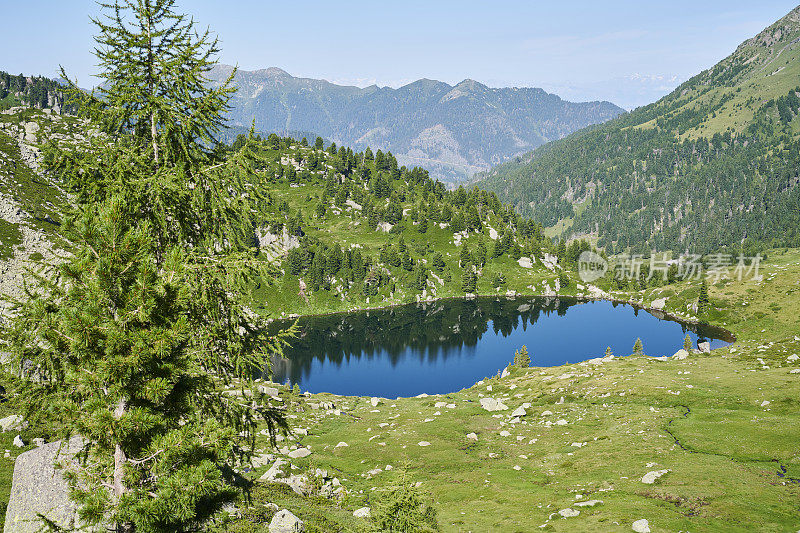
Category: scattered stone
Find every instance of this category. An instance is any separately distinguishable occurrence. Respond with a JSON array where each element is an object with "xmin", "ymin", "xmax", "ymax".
[
  {"xmin": 435, "ymin": 401, "xmax": 447, "ymax": 408},
  {"xmin": 370, "ymin": 397, "xmax": 381, "ymax": 407},
  {"xmin": 418, "ymin": 441, "xmax": 430, "ymax": 447},
  {"xmin": 466, "ymin": 433, "xmax": 478, "ymax": 441},
  {"xmin": 511, "ymin": 406, "xmax": 527, "ymax": 417},
  {"xmin": 632, "ymin": 518, "xmax": 651, "ymax": 533},
  {"xmin": 641, "ymin": 469, "xmax": 669, "ymax": 484},
  {"xmin": 501, "ymin": 367, "xmax": 510, "ymax": 379},
  {"xmin": 760, "ymin": 400, "xmax": 770, "ymax": 407},
  {"xmin": 287, "ymin": 448, "xmax": 311, "ymax": 459},
  {"xmin": 335, "ymin": 442, "xmax": 348, "ymax": 448},
  {"xmin": 13, "ymin": 436, "xmax": 25, "ymax": 448},
  {"xmin": 353, "ymin": 507, "xmax": 371, "ymax": 518},
  {"xmin": 512, "ymin": 465, "xmax": 521, "ymax": 471},
  {"xmin": 558, "ymin": 508, "xmax": 579, "ymax": 518},
  {"xmin": 499, "ymin": 430, "xmax": 511, "ymax": 437},
  {"xmin": 269, "ymin": 509, "xmax": 304, "ymax": 532},
  {"xmin": 574, "ymin": 500, "xmax": 603, "ymax": 507}
]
